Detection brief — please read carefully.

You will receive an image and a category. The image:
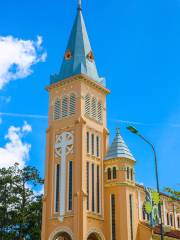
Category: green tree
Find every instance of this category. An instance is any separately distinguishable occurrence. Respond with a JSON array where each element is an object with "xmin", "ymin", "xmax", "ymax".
[
  {"xmin": 0, "ymin": 164, "xmax": 44, "ymax": 240},
  {"xmin": 164, "ymin": 187, "xmax": 180, "ymax": 201}
]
